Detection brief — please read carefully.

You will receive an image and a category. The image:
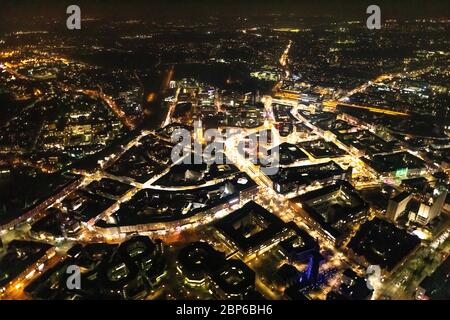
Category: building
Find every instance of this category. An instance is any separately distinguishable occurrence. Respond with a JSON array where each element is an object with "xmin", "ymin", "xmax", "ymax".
[
  {"xmin": 210, "ymin": 259, "xmax": 256, "ymax": 300},
  {"xmin": 362, "ymin": 151, "xmax": 426, "ymax": 180},
  {"xmin": 293, "ymin": 180, "xmax": 368, "ymax": 244},
  {"xmin": 387, "ymin": 191, "xmax": 412, "ymax": 221},
  {"xmin": 417, "ymin": 256, "xmax": 450, "ymax": 300},
  {"xmin": 177, "ymin": 241, "xmax": 225, "ymax": 288},
  {"xmin": 25, "ymin": 236, "xmax": 167, "ymax": 300},
  {"xmin": 278, "ymin": 222, "xmax": 323, "ymax": 286},
  {"xmin": 268, "ymin": 142, "xmax": 309, "ymax": 166},
  {"xmin": 270, "ymin": 161, "xmax": 350, "ymax": 195},
  {"xmin": 336, "ymin": 130, "xmax": 393, "ymax": 156},
  {"xmin": 215, "ymin": 201, "xmax": 293, "ymax": 259},
  {"xmin": 348, "ymin": 218, "xmax": 420, "ymax": 271},
  {"xmin": 0, "ymin": 240, "xmax": 55, "ymax": 294},
  {"xmin": 410, "ymin": 188, "xmax": 448, "ymax": 225},
  {"xmin": 283, "ymin": 283, "xmax": 311, "ymax": 300}
]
